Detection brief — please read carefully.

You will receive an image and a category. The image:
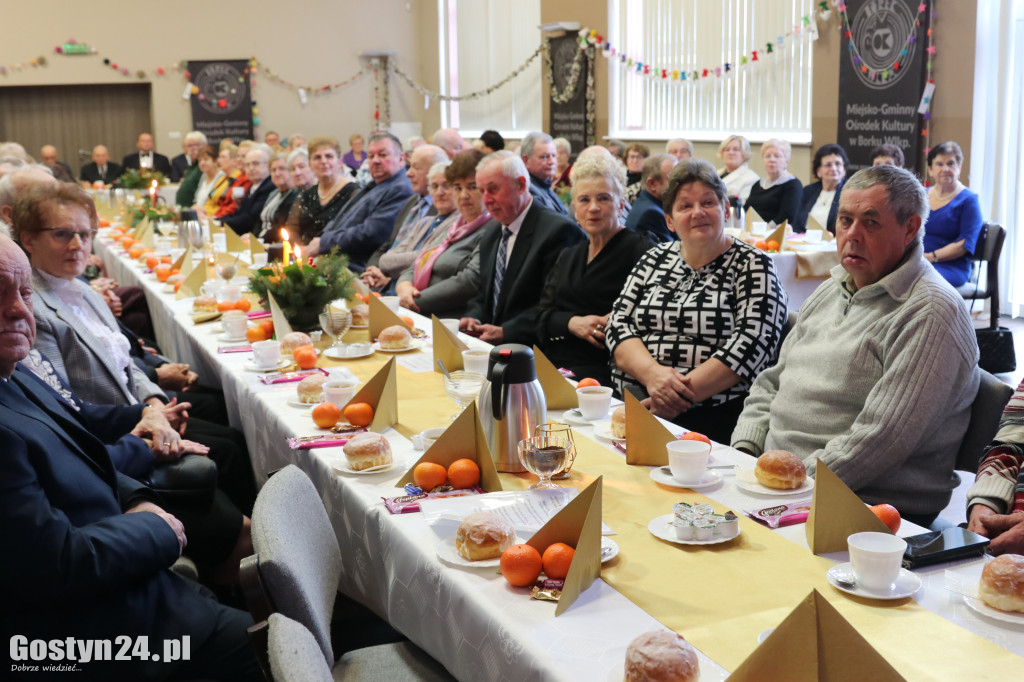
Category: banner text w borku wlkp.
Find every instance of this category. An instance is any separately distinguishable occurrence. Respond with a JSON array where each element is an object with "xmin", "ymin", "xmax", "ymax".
[
  {"xmin": 188, "ymin": 59, "xmax": 253, "ymax": 147},
  {"xmin": 837, "ymin": 0, "xmax": 930, "ymax": 174}
]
